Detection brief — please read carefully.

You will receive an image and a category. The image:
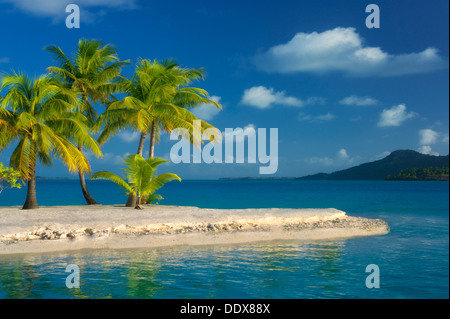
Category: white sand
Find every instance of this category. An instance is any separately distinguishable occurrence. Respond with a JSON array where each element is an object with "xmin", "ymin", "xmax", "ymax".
[{"xmin": 0, "ymin": 205, "xmax": 389, "ymax": 255}]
